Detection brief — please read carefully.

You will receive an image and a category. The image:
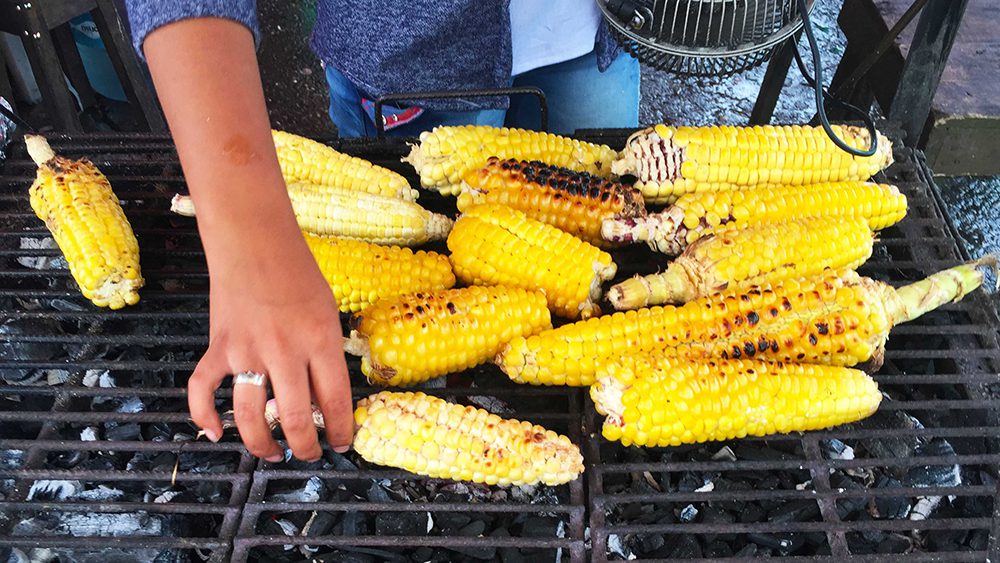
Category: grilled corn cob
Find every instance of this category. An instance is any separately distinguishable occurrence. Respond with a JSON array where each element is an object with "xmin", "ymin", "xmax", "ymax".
[
  {"xmin": 304, "ymin": 235, "xmax": 455, "ymax": 312},
  {"xmin": 272, "ymin": 130, "xmax": 418, "ymax": 201},
  {"xmin": 498, "ymin": 258, "xmax": 995, "ymax": 386},
  {"xmin": 170, "ymin": 182, "xmax": 452, "ymax": 246},
  {"xmin": 448, "ymin": 204, "xmax": 617, "ymax": 319},
  {"xmin": 457, "ymin": 157, "xmax": 646, "ymax": 247},
  {"xmin": 25, "ymin": 135, "xmax": 143, "ymax": 309},
  {"xmin": 354, "ymin": 391, "xmax": 584, "ymax": 486},
  {"xmin": 344, "ymin": 286, "xmax": 552, "ymax": 386},
  {"xmin": 591, "ymin": 356, "xmax": 882, "ymax": 447},
  {"xmin": 609, "ymin": 216, "xmax": 875, "ymax": 309},
  {"xmin": 613, "ymin": 124, "xmax": 894, "ymax": 204},
  {"xmin": 404, "ymin": 125, "xmax": 619, "ymax": 195},
  {"xmin": 602, "ymin": 181, "xmax": 907, "ymax": 255}
]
